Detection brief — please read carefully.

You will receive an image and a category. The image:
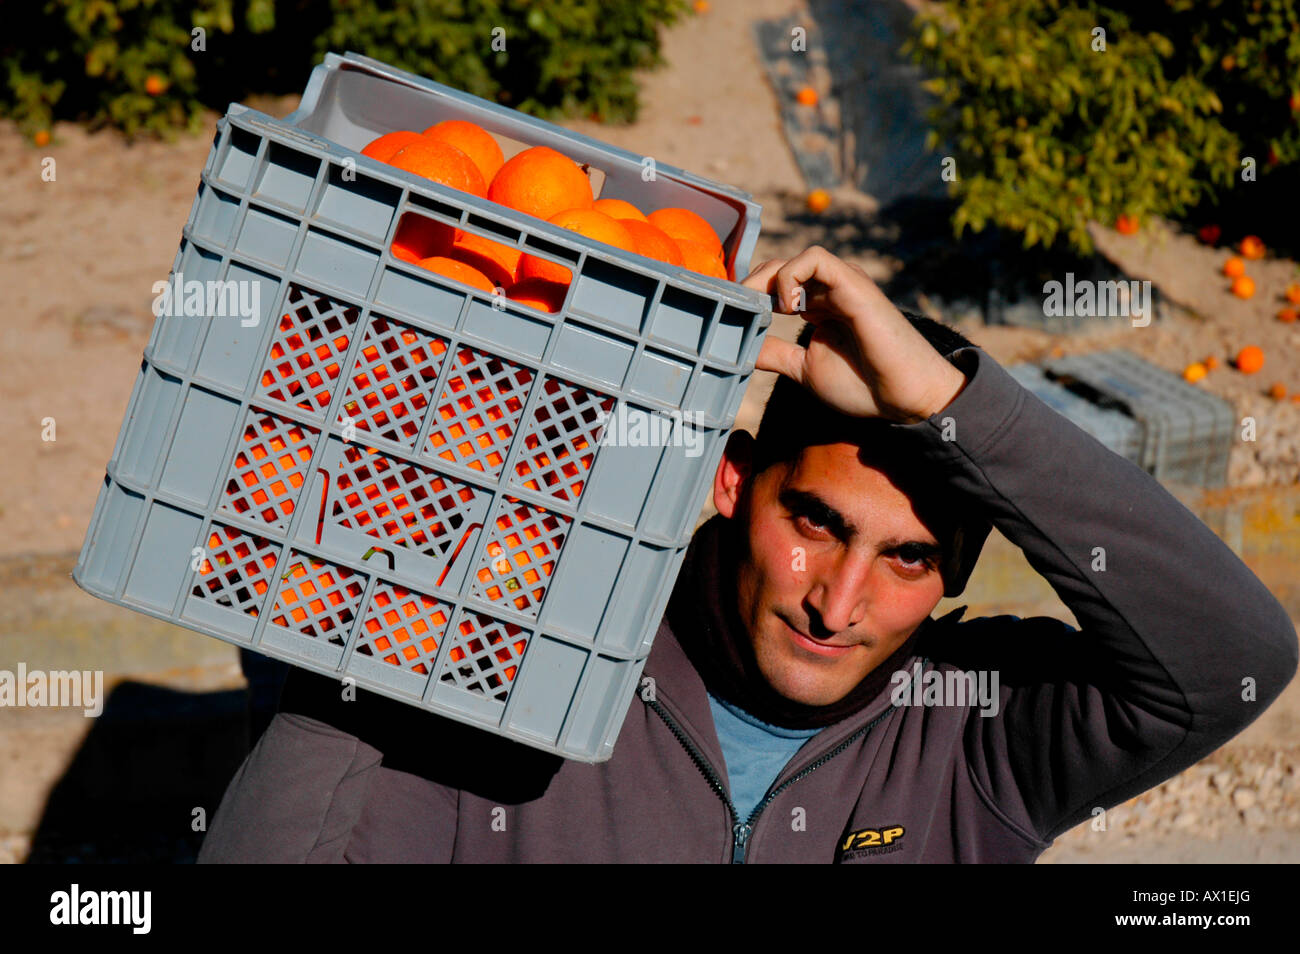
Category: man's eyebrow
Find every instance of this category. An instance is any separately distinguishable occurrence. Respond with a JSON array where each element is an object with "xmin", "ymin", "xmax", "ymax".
[
  {"xmin": 778, "ymin": 488, "xmax": 856, "ymax": 539},
  {"xmin": 780, "ymin": 487, "xmax": 944, "ymax": 554}
]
